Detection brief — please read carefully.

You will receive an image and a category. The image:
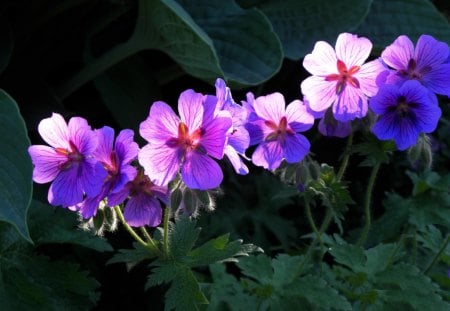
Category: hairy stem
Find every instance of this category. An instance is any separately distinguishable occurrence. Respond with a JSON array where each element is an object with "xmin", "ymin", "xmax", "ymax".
[
  {"xmin": 140, "ymin": 227, "xmax": 159, "ymax": 251},
  {"xmin": 337, "ymin": 132, "xmax": 353, "ymax": 181},
  {"xmin": 163, "ymin": 207, "xmax": 171, "ymax": 259},
  {"xmin": 305, "ymin": 199, "xmax": 324, "ymax": 251},
  {"xmin": 357, "ymin": 162, "xmax": 381, "ymax": 247},
  {"xmin": 114, "ymin": 205, "xmax": 149, "ymax": 249},
  {"xmin": 424, "ymin": 234, "xmax": 450, "ymax": 275}
]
